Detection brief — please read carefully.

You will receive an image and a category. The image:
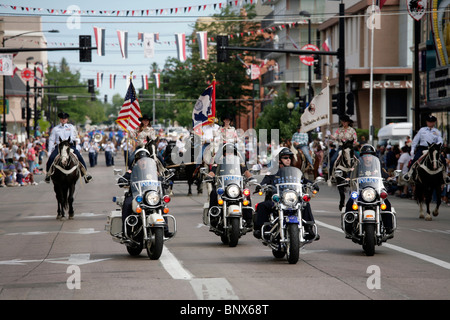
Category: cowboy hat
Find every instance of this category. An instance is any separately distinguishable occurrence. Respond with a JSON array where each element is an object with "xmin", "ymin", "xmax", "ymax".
[
  {"xmin": 57, "ymin": 112, "xmax": 70, "ymax": 119},
  {"xmin": 339, "ymin": 114, "xmax": 353, "ymax": 123},
  {"xmin": 138, "ymin": 114, "xmax": 152, "ymax": 122}
]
